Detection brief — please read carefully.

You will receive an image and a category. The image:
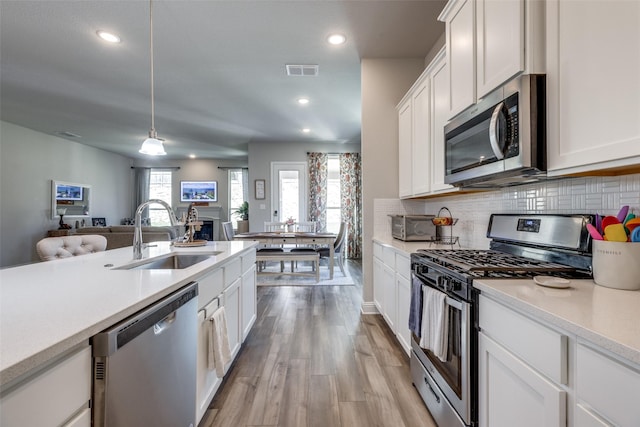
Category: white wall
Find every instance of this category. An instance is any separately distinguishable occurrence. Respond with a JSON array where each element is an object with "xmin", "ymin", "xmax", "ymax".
[
  {"xmin": 248, "ymin": 140, "xmax": 361, "ymax": 232},
  {"xmin": 361, "ymin": 58, "xmax": 426, "ymax": 305},
  {"xmin": 132, "ymin": 157, "xmax": 246, "ymax": 223},
  {"xmin": 373, "ymin": 173, "xmax": 640, "ymax": 250},
  {"xmin": 0, "ymin": 121, "xmax": 133, "ymax": 267}
]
